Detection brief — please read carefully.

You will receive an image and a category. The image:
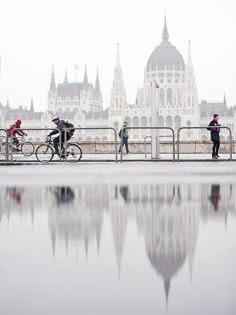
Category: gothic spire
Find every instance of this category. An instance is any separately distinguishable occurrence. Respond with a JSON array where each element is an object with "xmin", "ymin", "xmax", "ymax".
[
  {"xmin": 187, "ymin": 40, "xmax": 193, "ymax": 66},
  {"xmin": 50, "ymin": 65, "xmax": 56, "ymax": 91},
  {"xmin": 83, "ymin": 64, "xmax": 88, "ymax": 85},
  {"xmin": 162, "ymin": 15, "xmax": 169, "ymax": 41},
  {"xmin": 224, "ymin": 92, "xmax": 227, "ymax": 104},
  {"xmin": 30, "ymin": 98, "xmax": 34, "ymax": 112},
  {"xmin": 95, "ymin": 68, "xmax": 101, "ymax": 96},
  {"xmin": 116, "ymin": 43, "xmax": 120, "ymax": 67},
  {"xmin": 64, "ymin": 68, "xmax": 68, "ymax": 83}
]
